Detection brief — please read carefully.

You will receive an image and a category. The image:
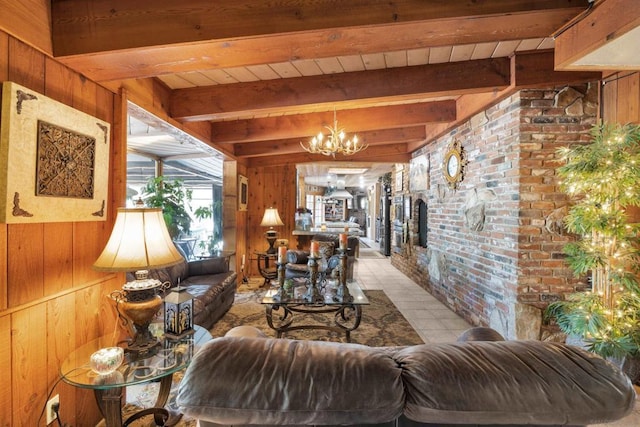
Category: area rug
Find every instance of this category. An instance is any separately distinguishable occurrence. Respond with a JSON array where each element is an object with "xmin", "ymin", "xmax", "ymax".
[{"xmin": 211, "ymin": 289, "xmax": 424, "ymax": 346}]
